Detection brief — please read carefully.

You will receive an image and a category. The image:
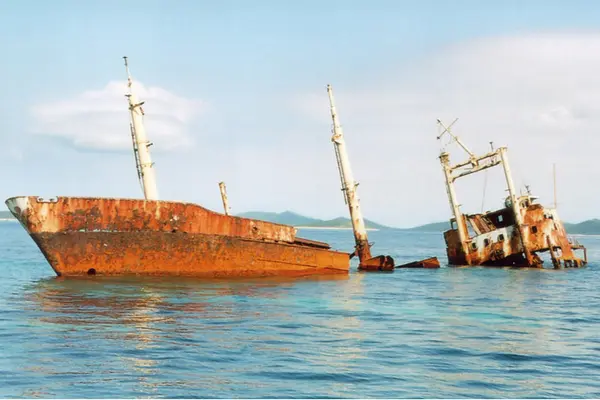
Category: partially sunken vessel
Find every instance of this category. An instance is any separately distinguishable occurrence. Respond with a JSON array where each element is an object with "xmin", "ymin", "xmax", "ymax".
[
  {"xmin": 6, "ymin": 58, "xmax": 349, "ymax": 278},
  {"xmin": 437, "ymin": 119, "xmax": 586, "ymax": 268}
]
